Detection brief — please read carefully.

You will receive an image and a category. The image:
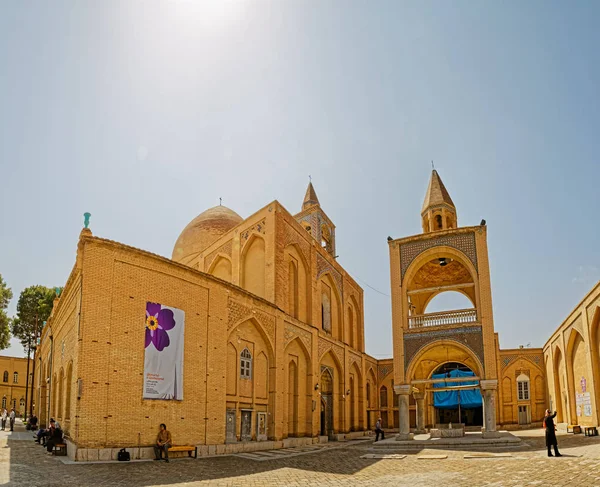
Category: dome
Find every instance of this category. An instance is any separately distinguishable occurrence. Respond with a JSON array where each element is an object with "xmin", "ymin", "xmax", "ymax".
[{"xmin": 172, "ymin": 205, "xmax": 243, "ymax": 263}]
